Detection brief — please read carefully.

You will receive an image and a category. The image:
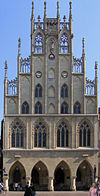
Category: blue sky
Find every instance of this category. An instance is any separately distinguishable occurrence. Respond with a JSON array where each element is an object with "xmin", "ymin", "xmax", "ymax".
[{"xmin": 0, "ymin": 0, "xmax": 100, "ymax": 130}]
